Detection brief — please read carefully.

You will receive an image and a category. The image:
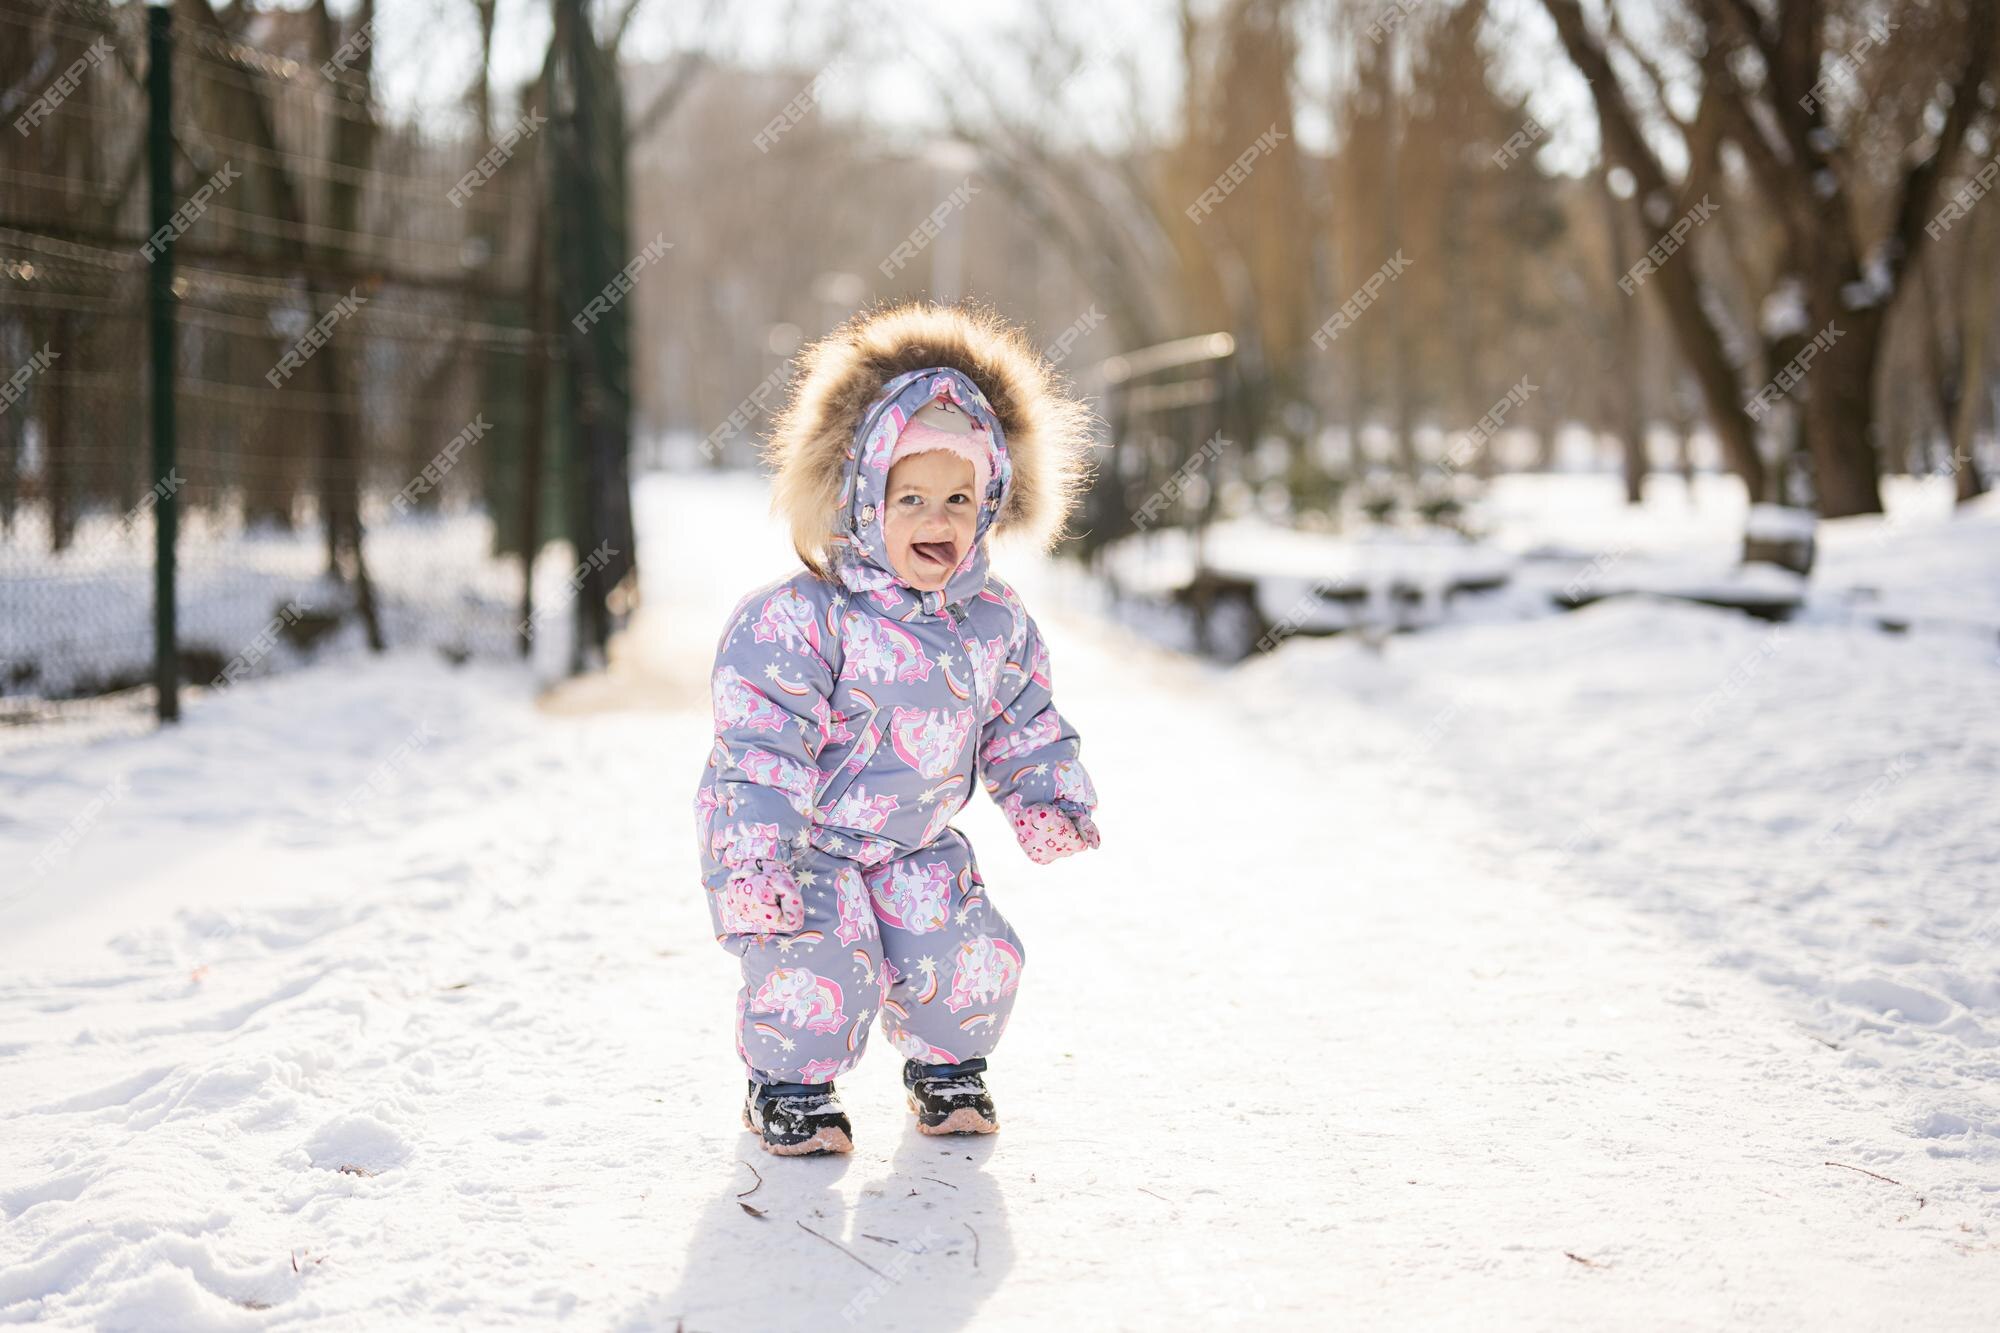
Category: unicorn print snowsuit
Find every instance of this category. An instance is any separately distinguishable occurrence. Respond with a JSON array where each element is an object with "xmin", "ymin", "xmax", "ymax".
[{"xmin": 694, "ymin": 304, "xmax": 1102, "ymax": 1086}]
